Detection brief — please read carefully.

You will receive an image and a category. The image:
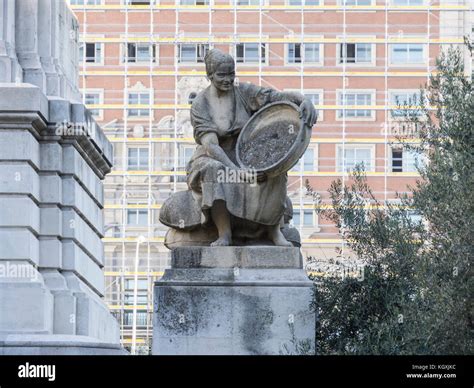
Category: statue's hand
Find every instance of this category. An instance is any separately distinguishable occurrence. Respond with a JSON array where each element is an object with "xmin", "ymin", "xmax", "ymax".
[{"xmin": 299, "ymin": 99, "xmax": 318, "ymax": 128}]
